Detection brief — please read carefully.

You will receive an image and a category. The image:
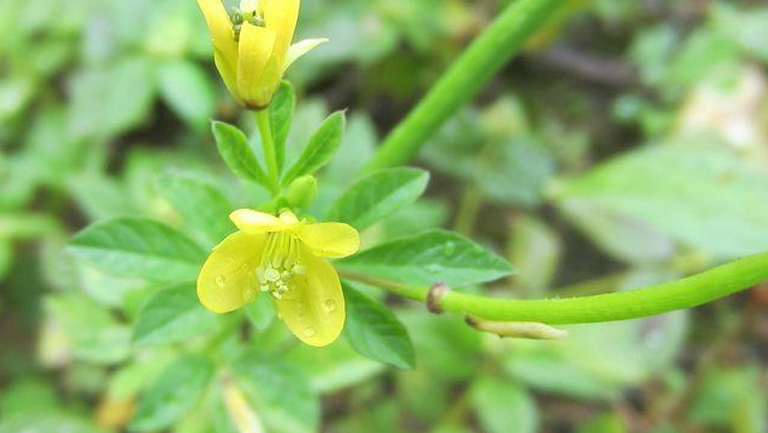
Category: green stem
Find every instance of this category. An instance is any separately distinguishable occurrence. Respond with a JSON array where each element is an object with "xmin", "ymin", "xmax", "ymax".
[
  {"xmin": 364, "ymin": 0, "xmax": 568, "ymax": 171},
  {"xmin": 254, "ymin": 109, "xmax": 280, "ymax": 195},
  {"xmin": 345, "ymin": 251, "xmax": 768, "ymax": 324}
]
